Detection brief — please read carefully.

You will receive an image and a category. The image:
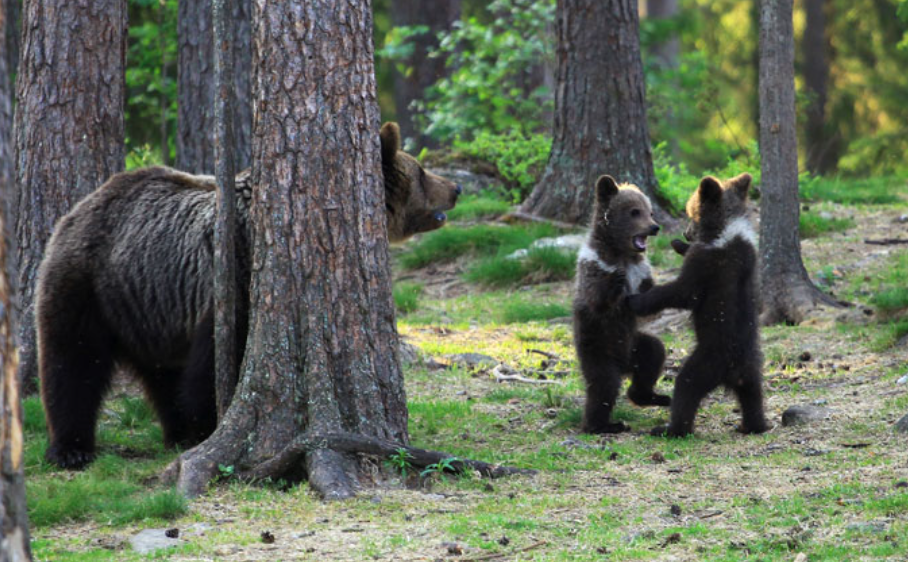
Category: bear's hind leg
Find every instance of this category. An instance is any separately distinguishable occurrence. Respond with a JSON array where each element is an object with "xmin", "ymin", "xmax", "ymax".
[
  {"xmin": 733, "ymin": 367, "xmax": 769, "ymax": 434},
  {"xmin": 627, "ymin": 333, "xmax": 670, "ymax": 407},
  {"xmin": 652, "ymin": 352, "xmax": 719, "ymax": 437},
  {"xmin": 141, "ymin": 367, "xmax": 192, "ymax": 448},
  {"xmin": 40, "ymin": 295, "xmax": 115, "ymax": 469},
  {"xmin": 176, "ymin": 312, "xmax": 217, "ymax": 446},
  {"xmin": 581, "ymin": 362, "xmax": 628, "ymax": 434}
]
